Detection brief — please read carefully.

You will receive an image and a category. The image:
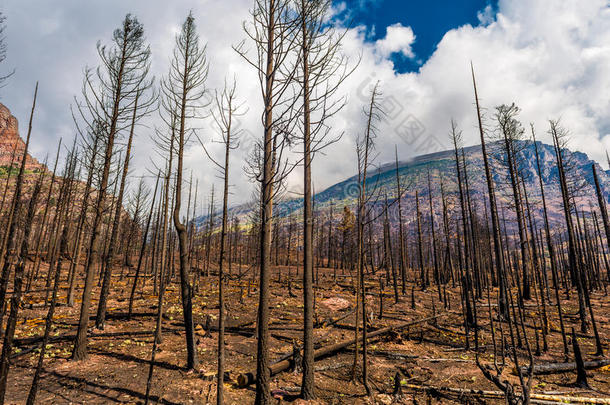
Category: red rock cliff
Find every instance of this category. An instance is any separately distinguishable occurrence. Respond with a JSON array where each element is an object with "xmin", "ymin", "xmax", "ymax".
[{"xmin": 0, "ymin": 103, "xmax": 41, "ymax": 170}]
